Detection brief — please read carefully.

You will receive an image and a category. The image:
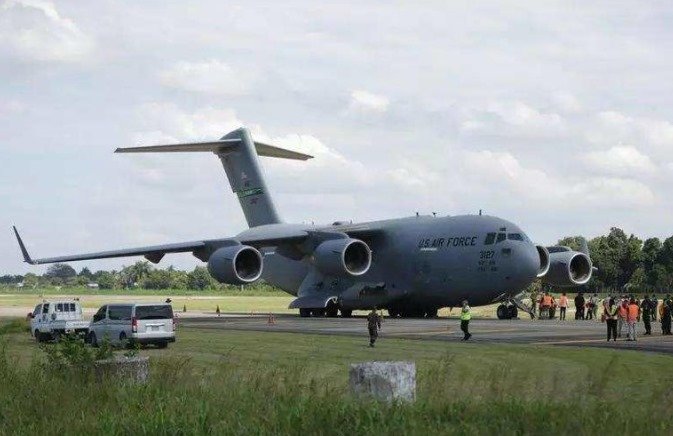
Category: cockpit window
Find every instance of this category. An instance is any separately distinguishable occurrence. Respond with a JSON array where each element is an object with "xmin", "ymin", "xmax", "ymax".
[
  {"xmin": 484, "ymin": 233, "xmax": 496, "ymax": 245},
  {"xmin": 507, "ymin": 233, "xmax": 524, "ymax": 241},
  {"xmin": 496, "ymin": 233, "xmax": 506, "ymax": 243}
]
